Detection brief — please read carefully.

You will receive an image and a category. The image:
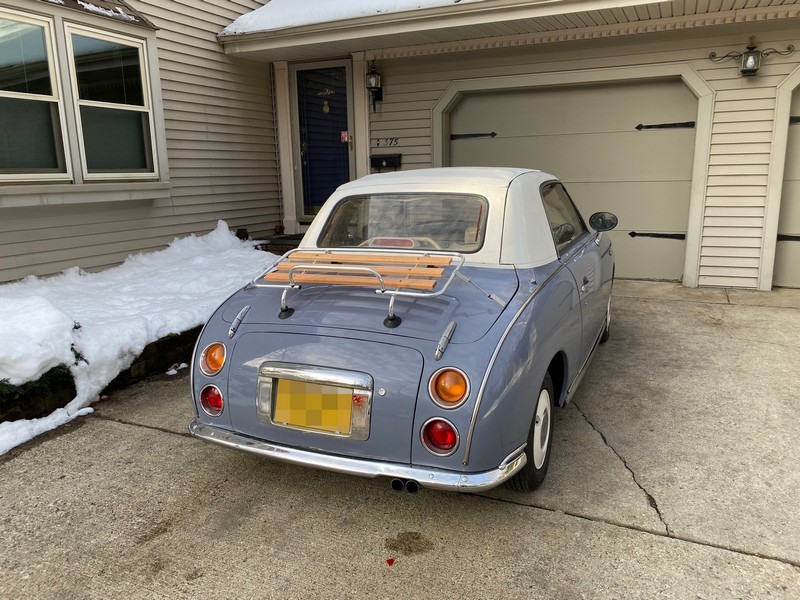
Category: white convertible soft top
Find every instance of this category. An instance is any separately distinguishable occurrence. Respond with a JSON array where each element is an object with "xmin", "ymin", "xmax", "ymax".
[{"xmin": 301, "ymin": 167, "xmax": 560, "ymax": 268}]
